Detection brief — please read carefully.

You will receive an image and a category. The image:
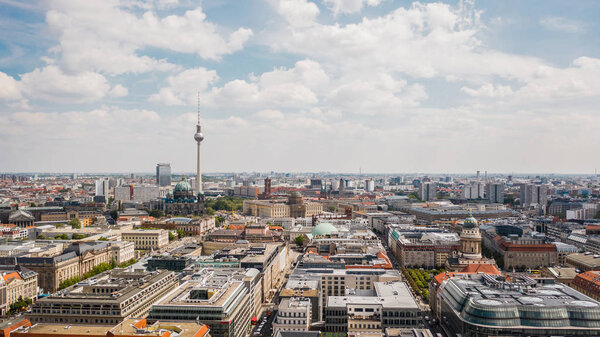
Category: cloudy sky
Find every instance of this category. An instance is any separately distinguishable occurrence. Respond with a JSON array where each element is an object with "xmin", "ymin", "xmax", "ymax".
[{"xmin": 1, "ymin": 0, "xmax": 599, "ymax": 174}]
